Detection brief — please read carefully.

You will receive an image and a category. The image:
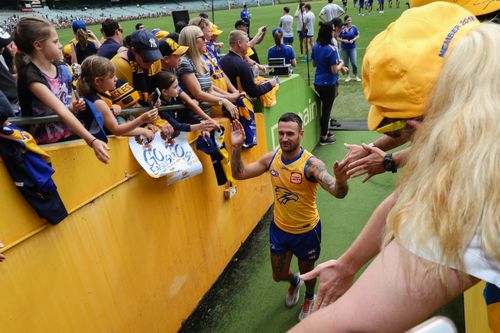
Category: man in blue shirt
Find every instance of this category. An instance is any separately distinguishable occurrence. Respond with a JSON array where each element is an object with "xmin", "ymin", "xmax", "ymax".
[
  {"xmin": 97, "ymin": 19, "xmax": 126, "ymax": 60},
  {"xmin": 268, "ymin": 28, "xmax": 297, "ymax": 67}
]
